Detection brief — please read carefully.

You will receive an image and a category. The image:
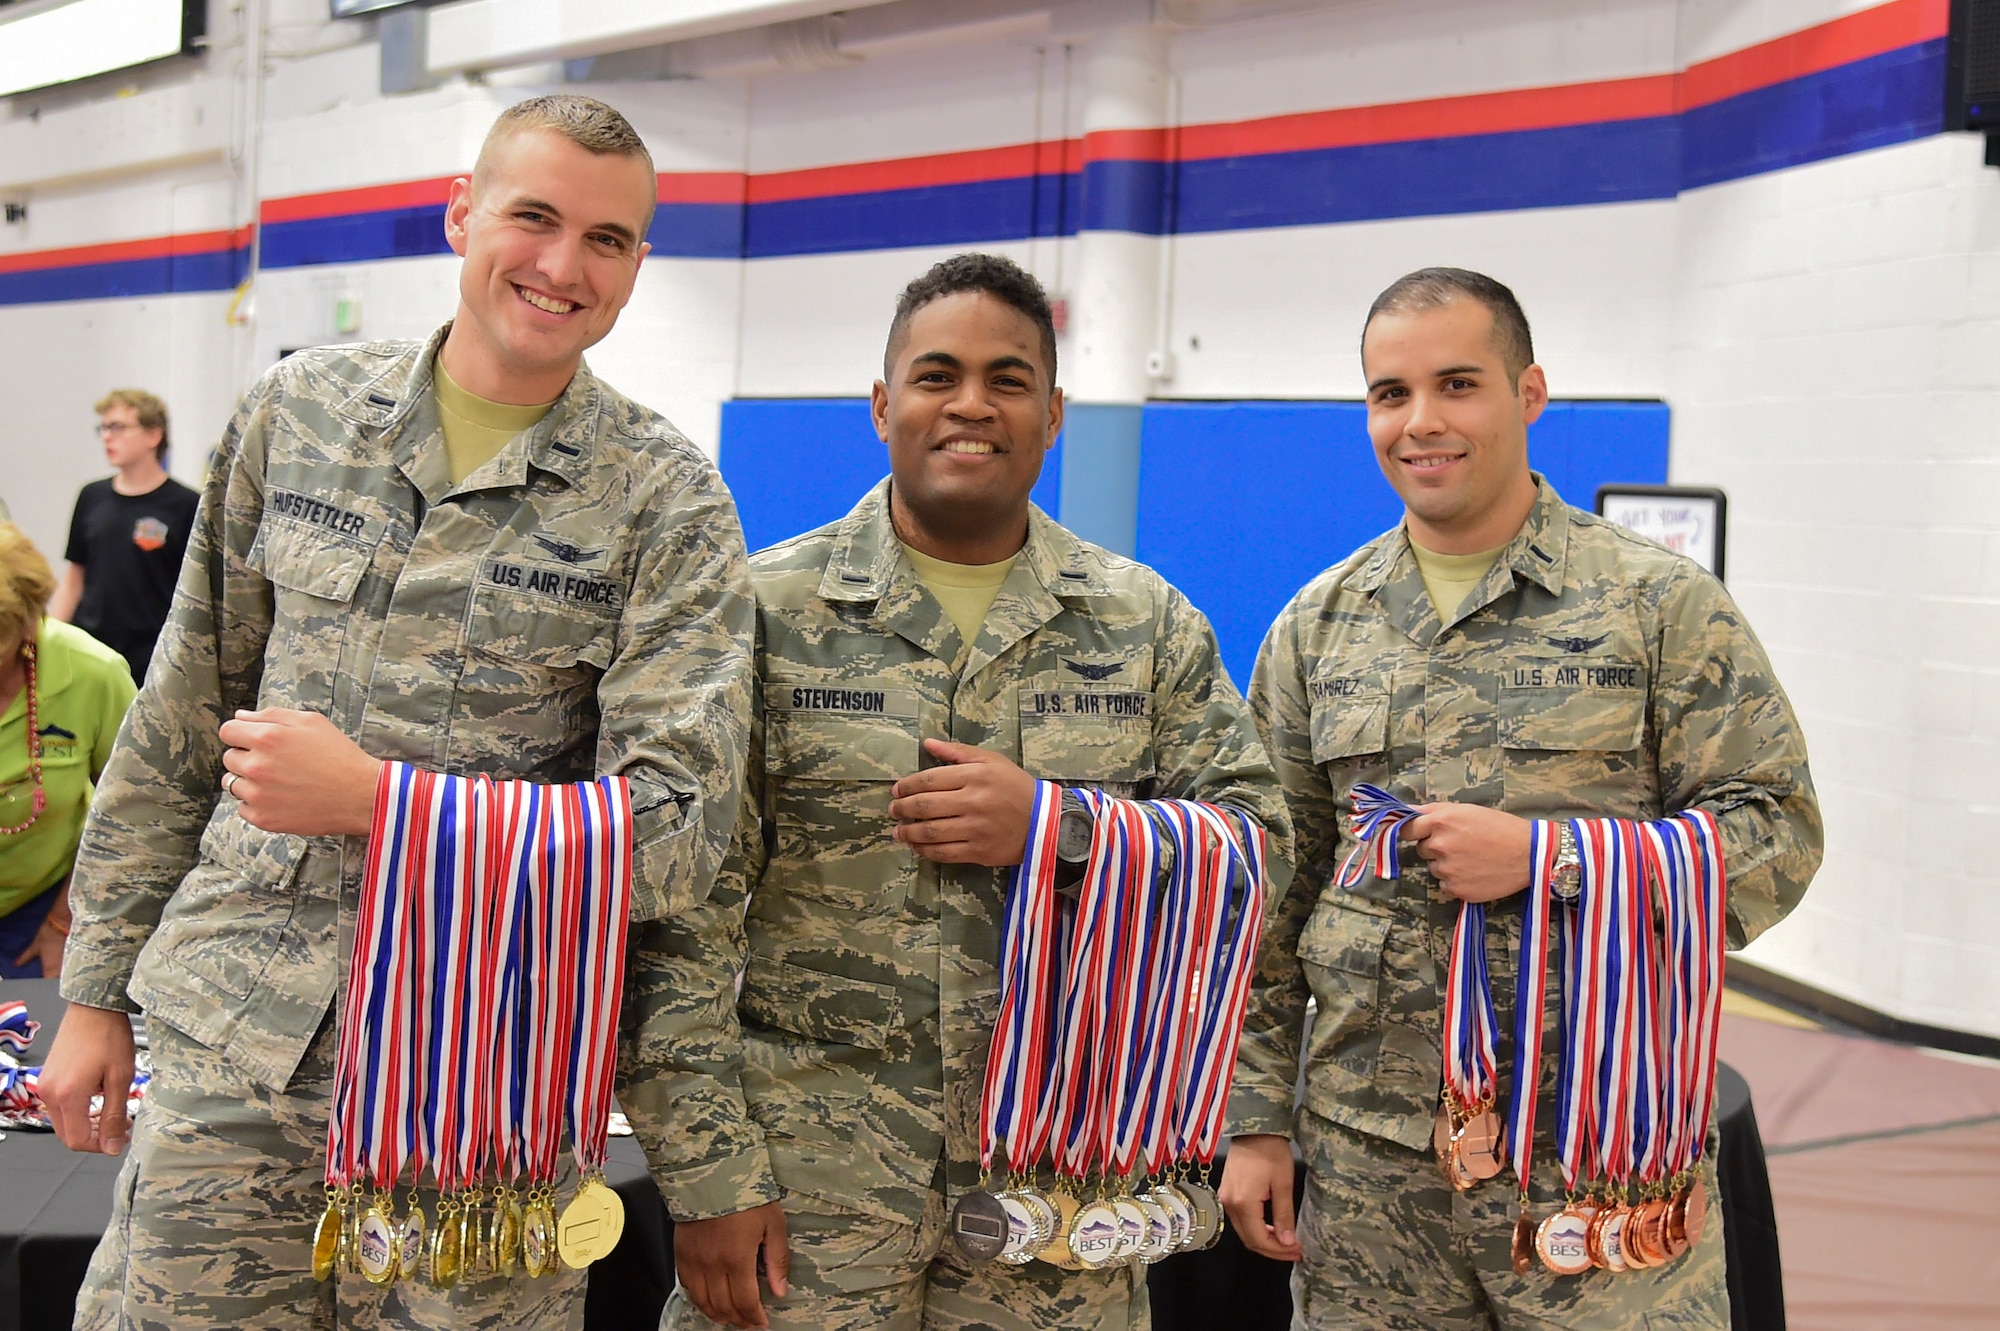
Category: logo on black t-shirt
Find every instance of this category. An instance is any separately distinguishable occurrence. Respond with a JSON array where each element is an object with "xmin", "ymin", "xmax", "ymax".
[{"xmin": 132, "ymin": 516, "xmax": 169, "ymax": 551}]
